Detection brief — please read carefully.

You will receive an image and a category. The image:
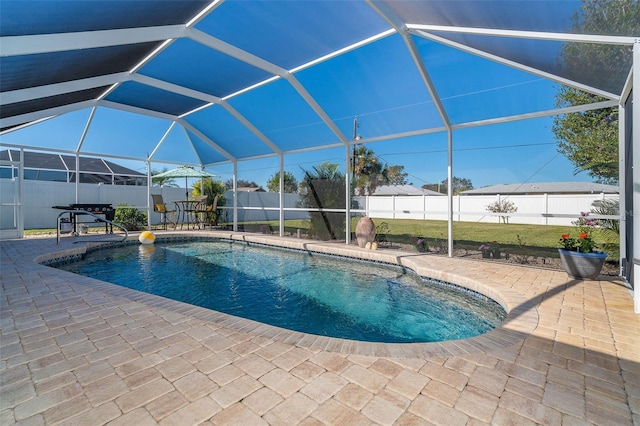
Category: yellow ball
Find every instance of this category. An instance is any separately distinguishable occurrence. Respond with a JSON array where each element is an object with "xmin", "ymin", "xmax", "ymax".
[{"xmin": 138, "ymin": 231, "xmax": 155, "ymax": 245}]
